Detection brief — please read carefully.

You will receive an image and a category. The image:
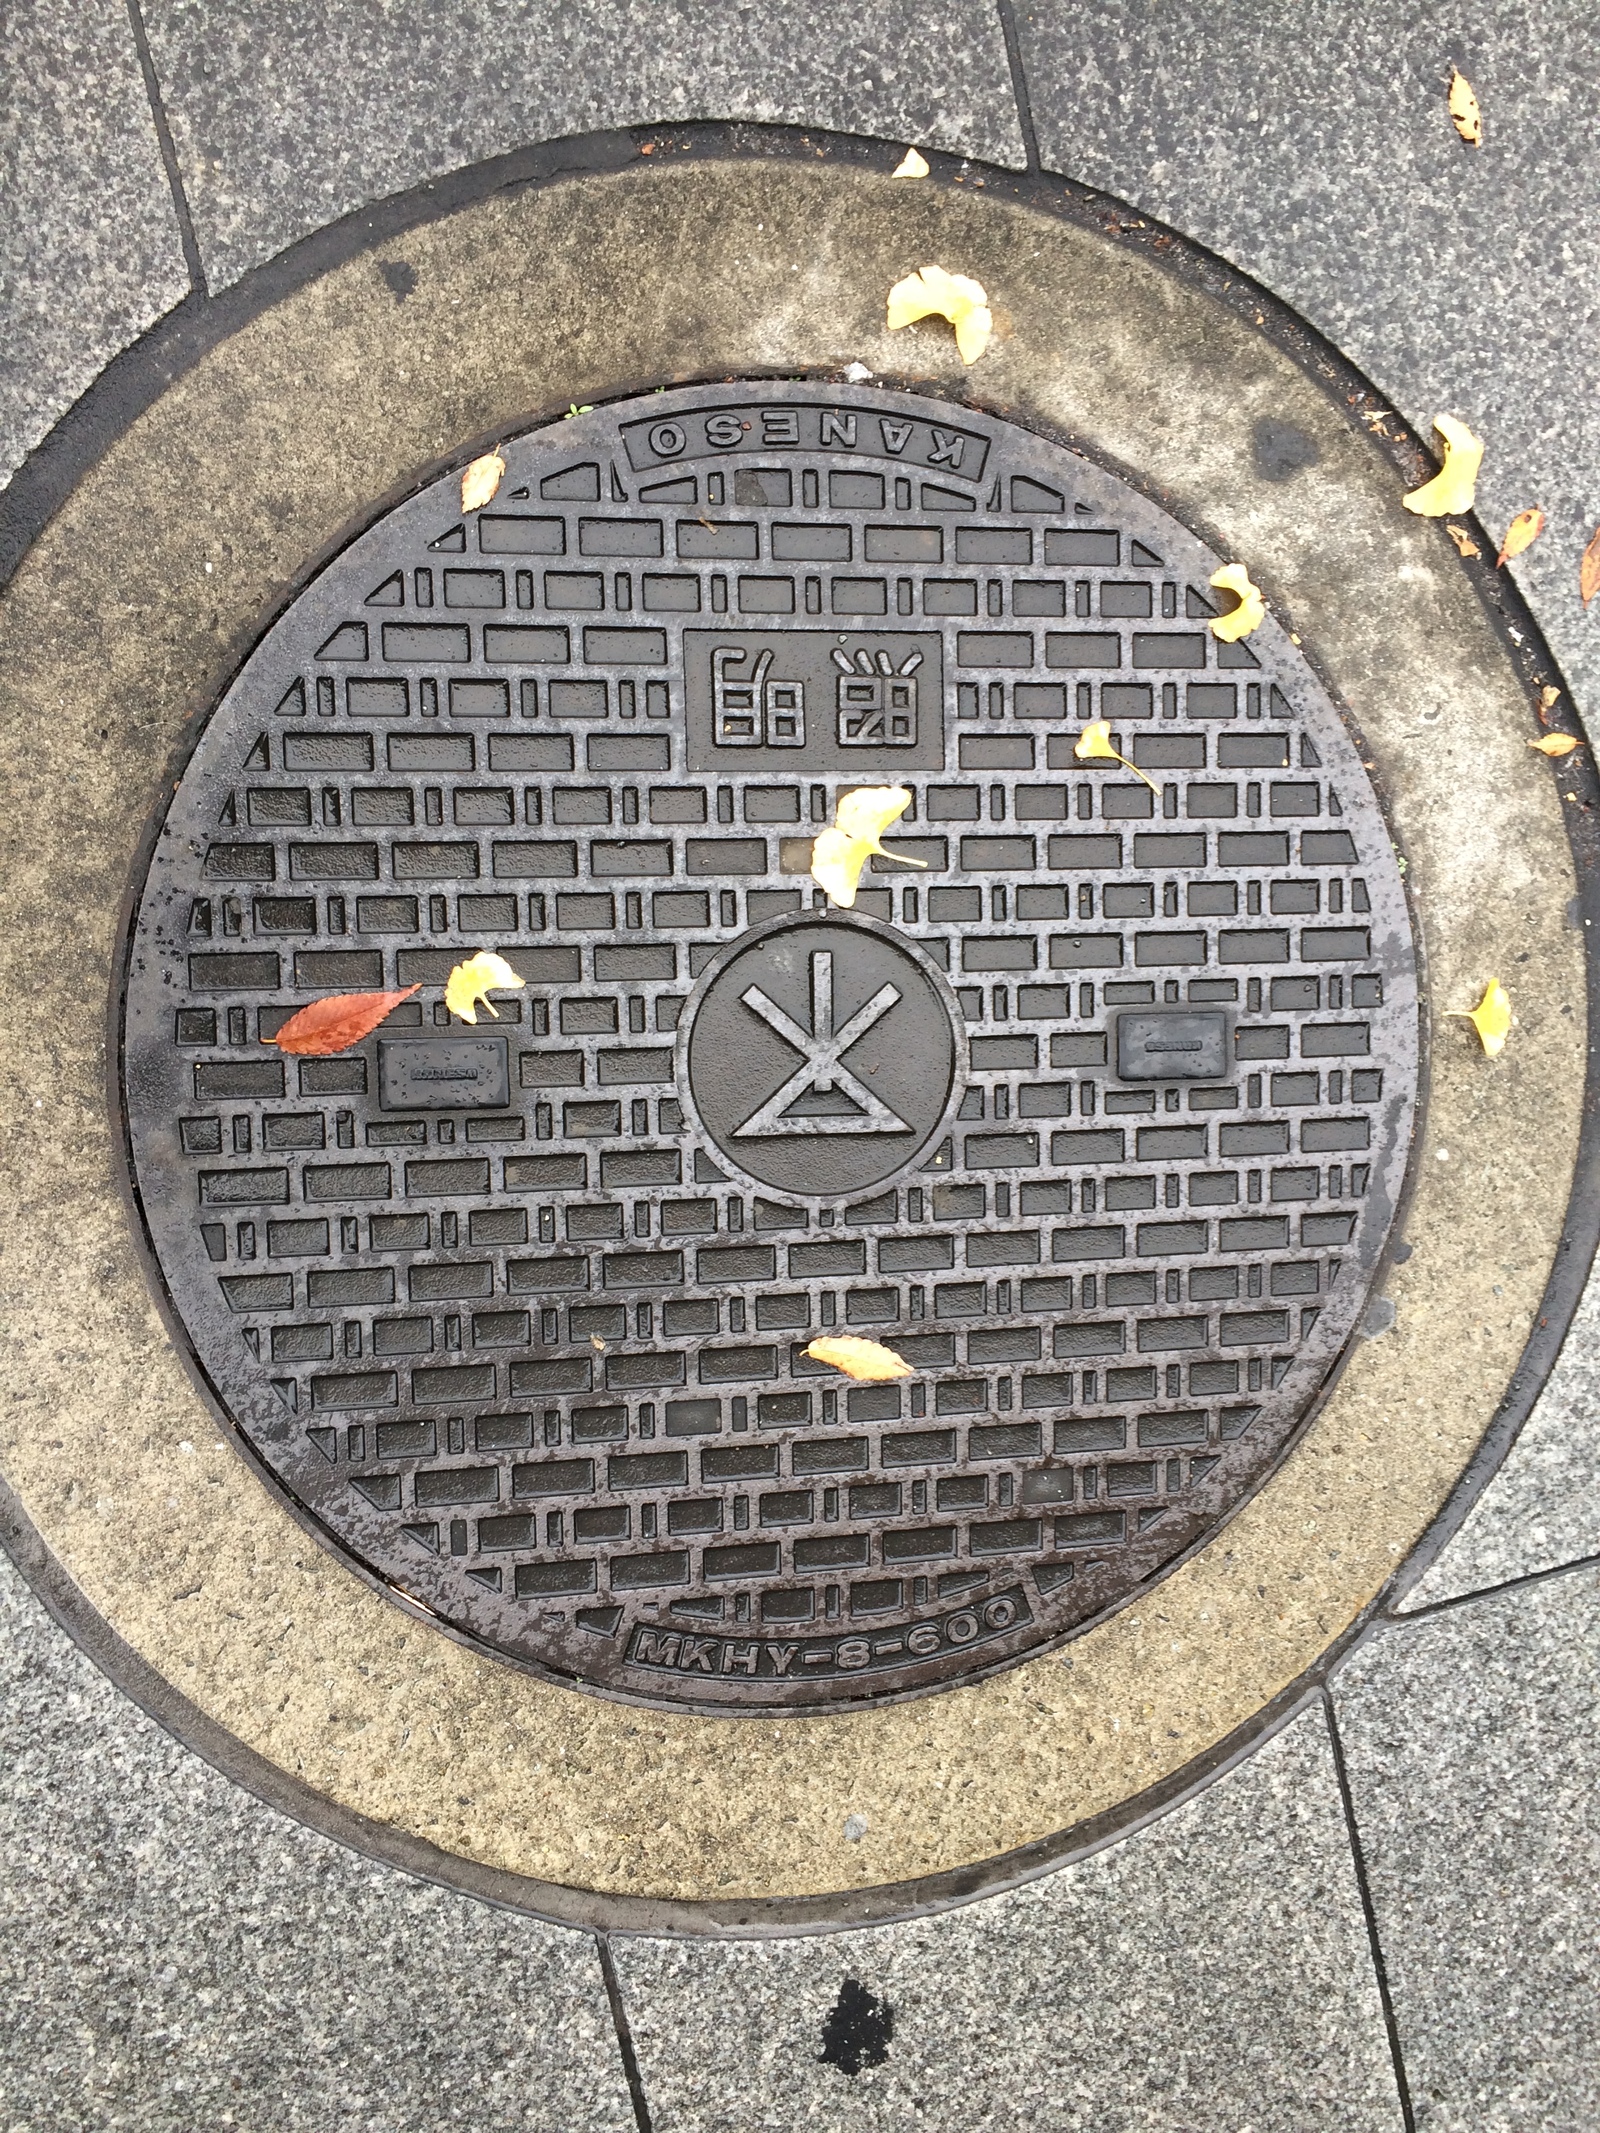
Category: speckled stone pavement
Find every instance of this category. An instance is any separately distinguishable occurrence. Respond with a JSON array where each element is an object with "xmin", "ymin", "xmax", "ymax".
[{"xmin": 3, "ymin": 8, "xmax": 1598, "ymax": 2128}]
